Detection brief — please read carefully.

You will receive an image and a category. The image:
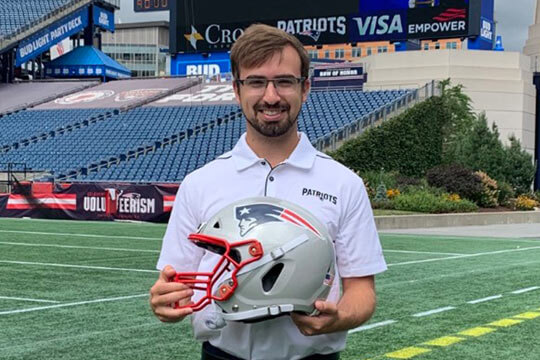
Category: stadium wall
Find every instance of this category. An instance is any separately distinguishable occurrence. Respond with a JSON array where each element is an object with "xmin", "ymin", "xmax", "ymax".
[{"xmin": 363, "ymin": 49, "xmax": 536, "ymax": 155}]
